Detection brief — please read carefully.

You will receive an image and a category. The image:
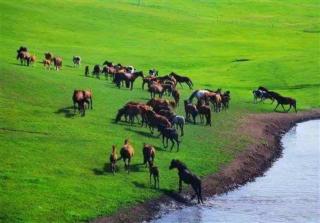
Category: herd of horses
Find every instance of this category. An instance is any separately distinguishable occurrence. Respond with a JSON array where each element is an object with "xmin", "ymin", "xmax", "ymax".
[{"xmin": 15, "ymin": 46, "xmax": 298, "ymax": 204}]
